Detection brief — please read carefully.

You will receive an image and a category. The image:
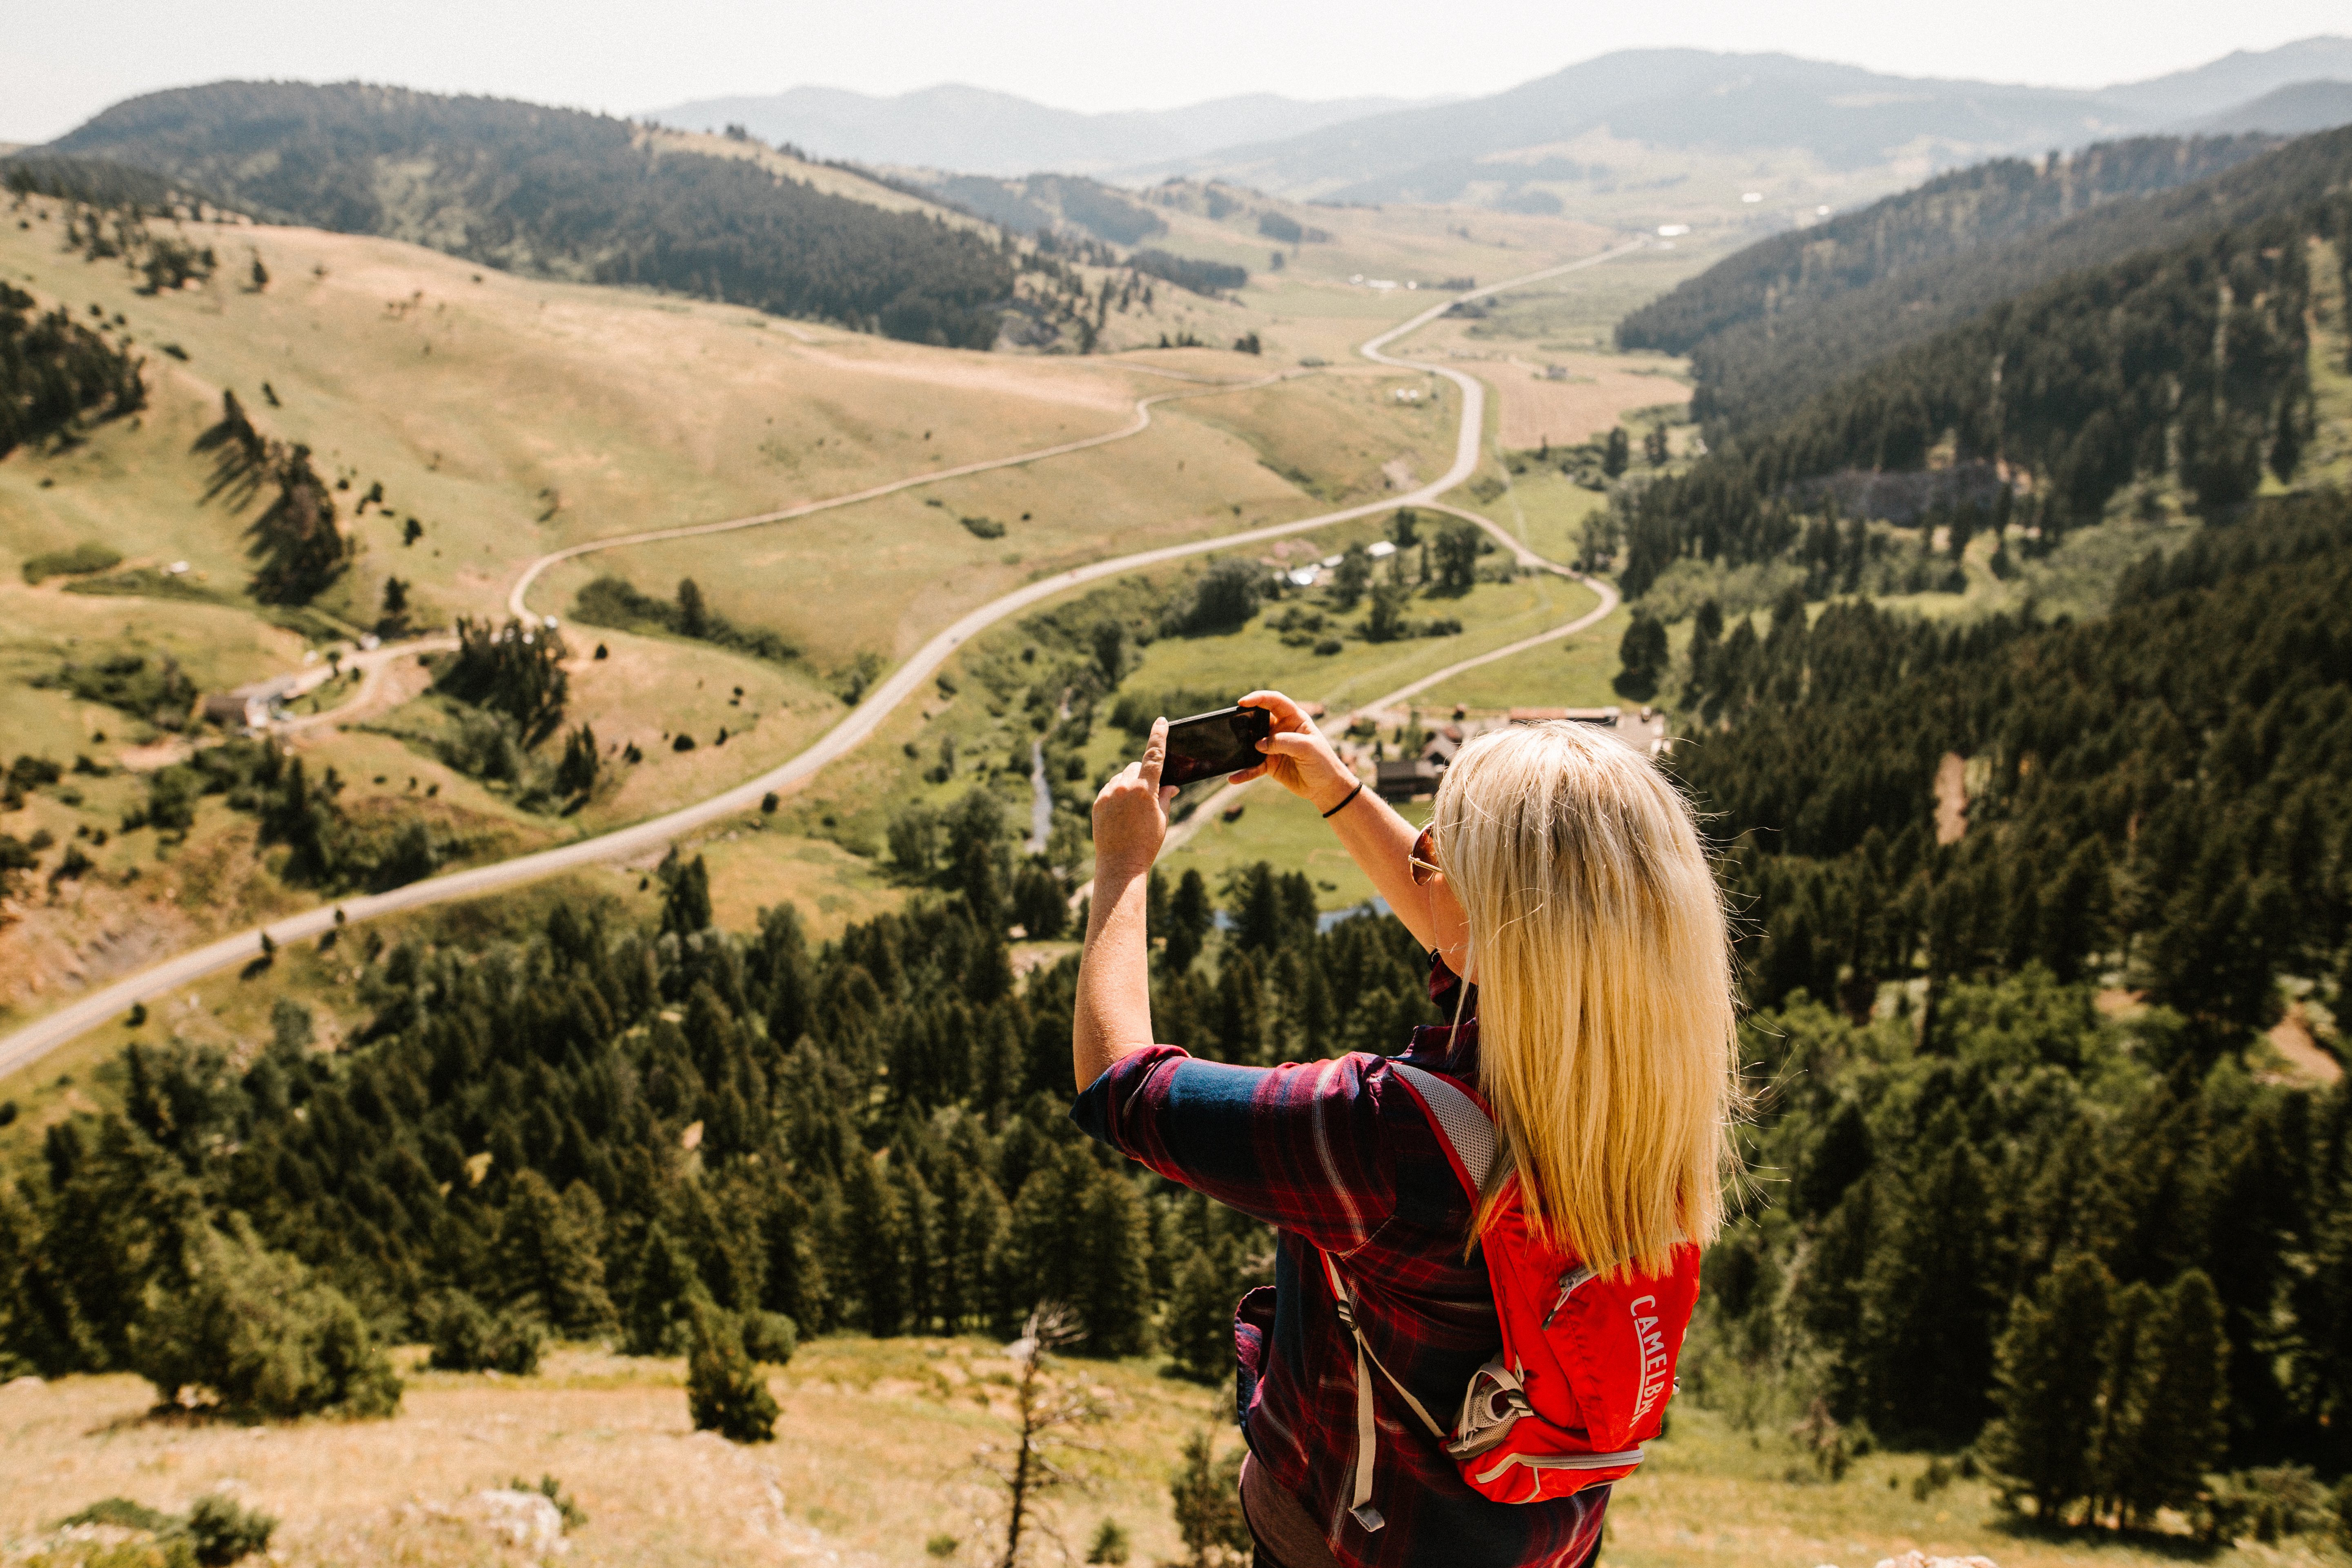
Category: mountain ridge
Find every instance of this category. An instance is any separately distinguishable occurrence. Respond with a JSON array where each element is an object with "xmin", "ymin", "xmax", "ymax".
[
  {"xmin": 640, "ymin": 82, "xmax": 1431, "ymax": 178},
  {"xmin": 1114, "ymin": 36, "xmax": 2352, "ymax": 199}
]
